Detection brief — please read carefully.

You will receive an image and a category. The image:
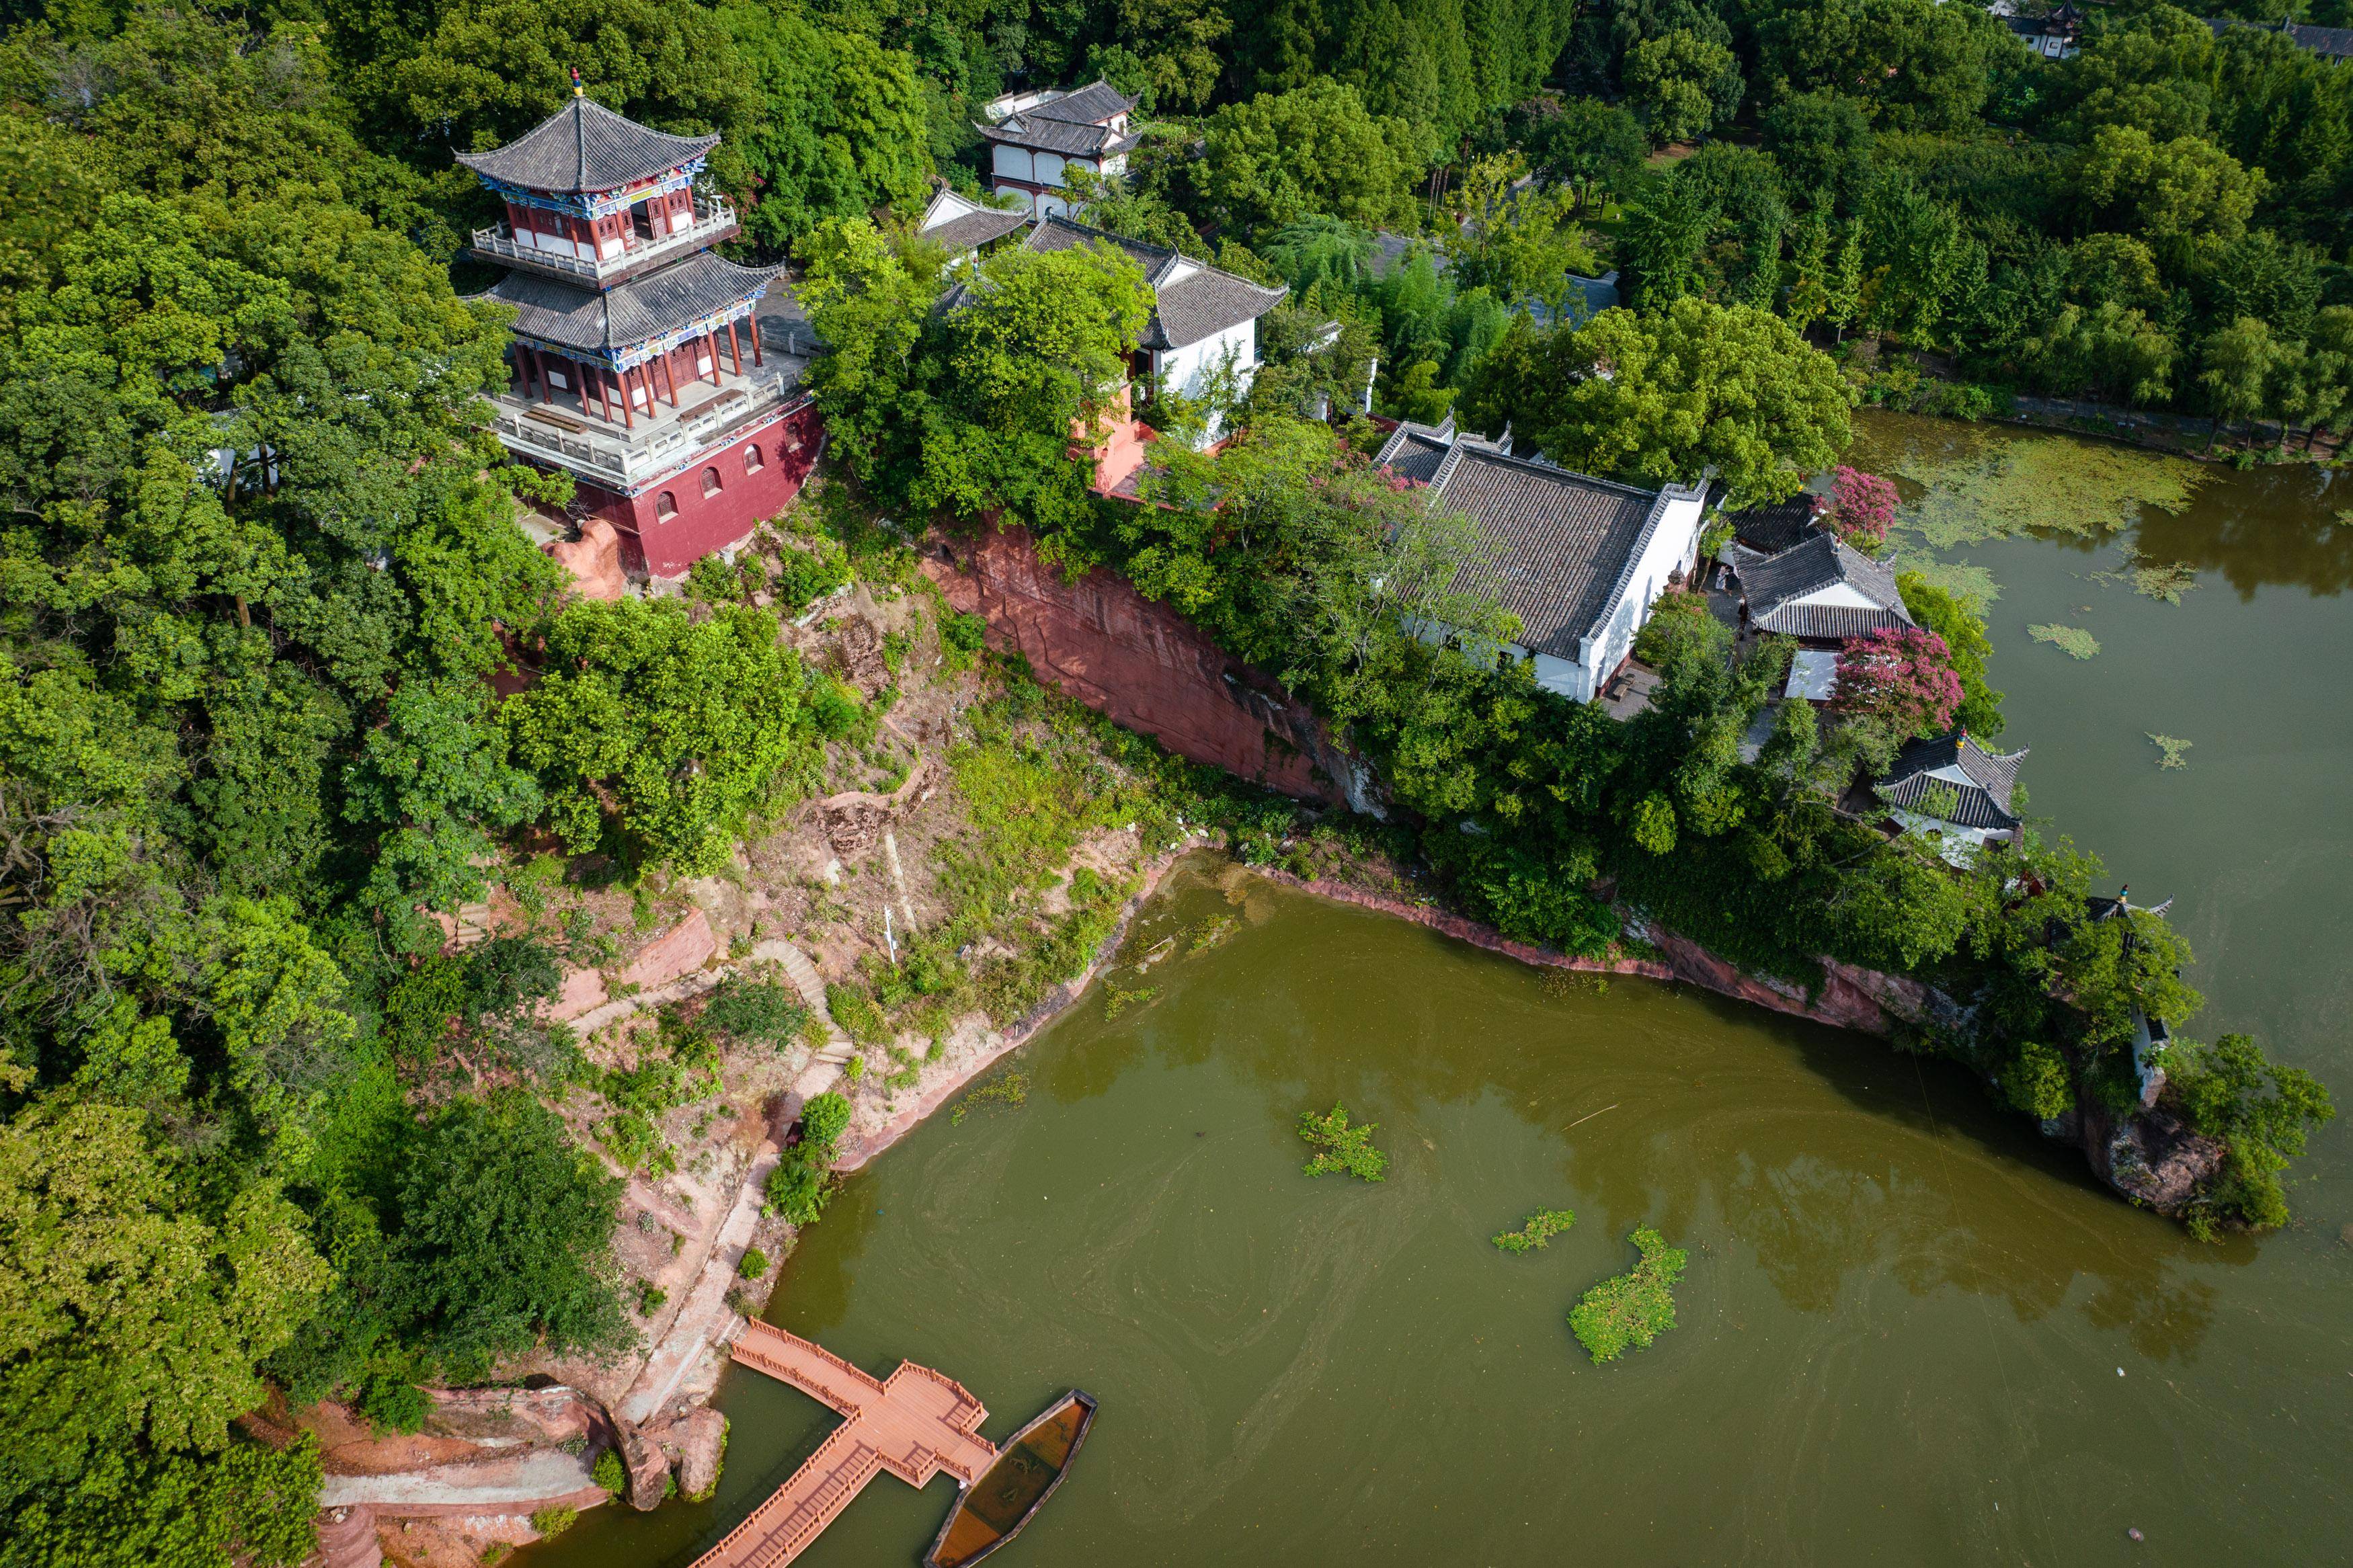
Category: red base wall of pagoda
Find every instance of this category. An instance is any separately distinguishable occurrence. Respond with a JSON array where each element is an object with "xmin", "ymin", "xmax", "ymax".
[{"xmin": 563, "ymin": 400, "xmax": 824, "ymax": 580}]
